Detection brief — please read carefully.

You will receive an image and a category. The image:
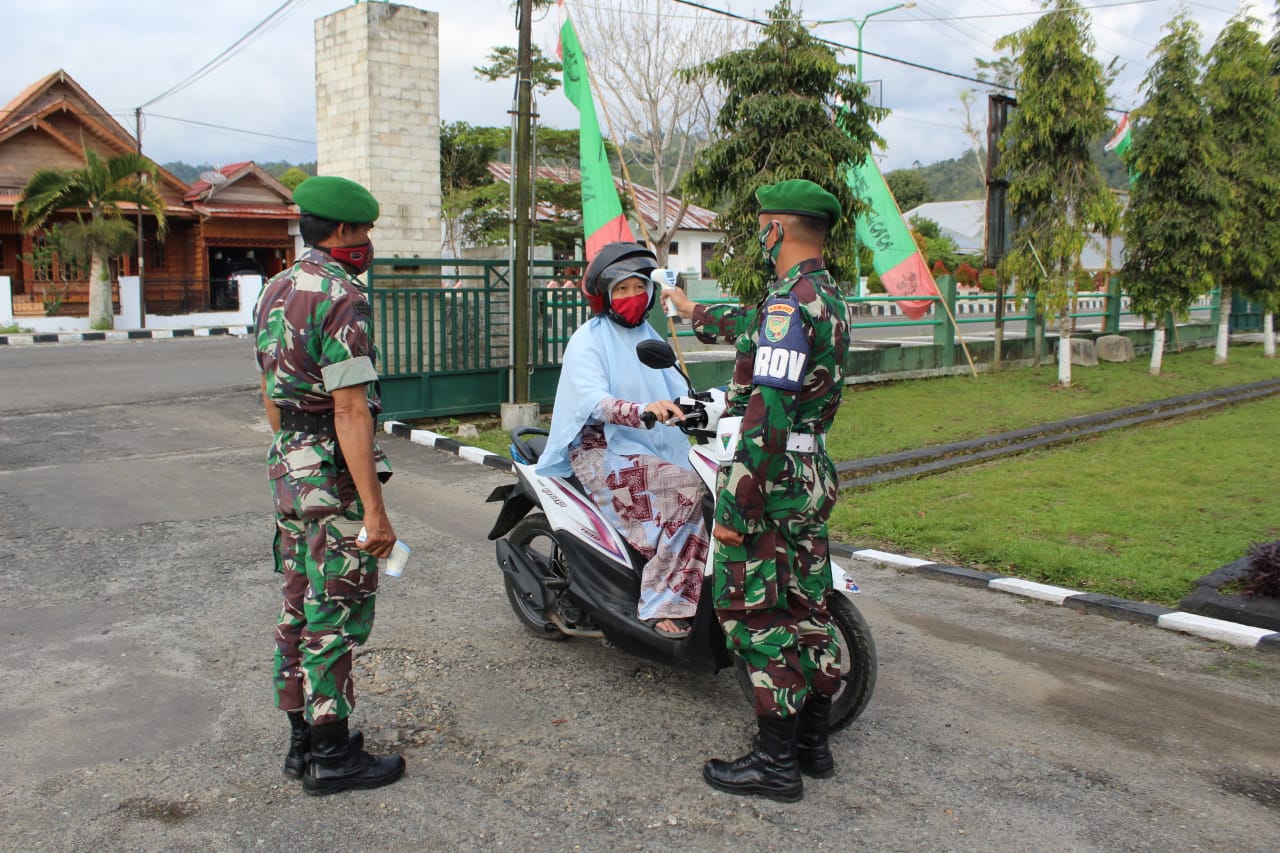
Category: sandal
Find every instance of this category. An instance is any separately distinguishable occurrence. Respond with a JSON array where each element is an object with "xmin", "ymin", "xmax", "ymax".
[{"xmin": 644, "ymin": 617, "xmax": 692, "ymax": 639}]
